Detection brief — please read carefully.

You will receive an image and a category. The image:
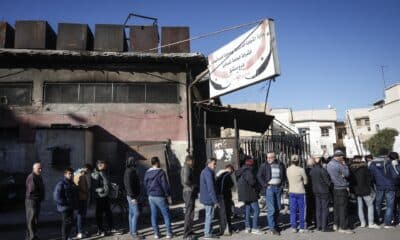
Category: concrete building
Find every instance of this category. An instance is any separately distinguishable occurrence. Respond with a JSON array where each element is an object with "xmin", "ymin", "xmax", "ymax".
[
  {"xmin": 345, "ymin": 83, "xmax": 400, "ymax": 156},
  {"xmin": 222, "ymin": 103, "xmax": 337, "ymax": 157}
]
